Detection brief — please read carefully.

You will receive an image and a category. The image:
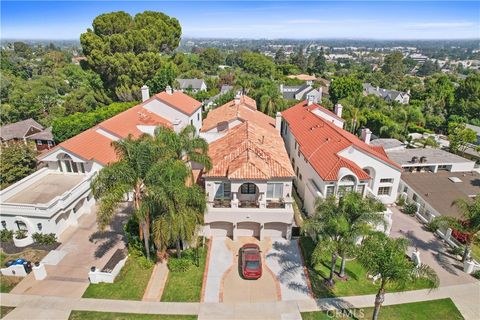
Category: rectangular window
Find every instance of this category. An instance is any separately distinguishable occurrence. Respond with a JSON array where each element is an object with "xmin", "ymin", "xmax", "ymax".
[
  {"xmin": 240, "ymin": 183, "xmax": 256, "ymax": 194},
  {"xmin": 326, "ymin": 185, "xmax": 335, "ymax": 197},
  {"xmin": 413, "ymin": 194, "xmax": 418, "ymax": 201},
  {"xmin": 197, "ymin": 113, "xmax": 200, "ymax": 121},
  {"xmin": 80, "ymin": 163, "xmax": 85, "ymax": 173},
  {"xmin": 58, "ymin": 160, "xmax": 63, "ymax": 172},
  {"xmin": 292, "ymin": 158, "xmax": 295, "ymax": 168},
  {"xmin": 47, "ymin": 141, "xmax": 53, "ymax": 147},
  {"xmin": 378, "ymin": 186, "xmax": 391, "ymax": 196},
  {"xmin": 71, "ymin": 162, "xmax": 78, "ymax": 173},
  {"xmin": 297, "ymin": 149, "xmax": 301, "ymax": 157},
  {"xmin": 267, "ymin": 183, "xmax": 284, "ymax": 199},
  {"xmin": 190, "ymin": 119, "xmax": 193, "ymax": 126},
  {"xmin": 380, "ymin": 178, "xmax": 394, "ymax": 183},
  {"xmin": 299, "ymin": 174, "xmax": 303, "ymax": 181},
  {"xmin": 215, "ymin": 182, "xmax": 231, "ymax": 199},
  {"xmin": 294, "ymin": 141, "xmax": 298, "ymax": 150},
  {"xmin": 403, "ymin": 186, "xmax": 408, "ymax": 193},
  {"xmin": 296, "ymin": 167, "xmax": 299, "ymax": 177},
  {"xmin": 36, "ymin": 140, "xmax": 42, "ymax": 145},
  {"xmin": 64, "ymin": 160, "xmax": 72, "ymax": 172},
  {"xmin": 356, "ymin": 184, "xmax": 365, "ymax": 195}
]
